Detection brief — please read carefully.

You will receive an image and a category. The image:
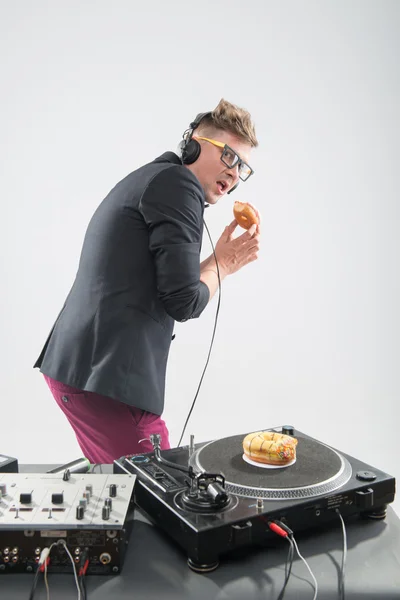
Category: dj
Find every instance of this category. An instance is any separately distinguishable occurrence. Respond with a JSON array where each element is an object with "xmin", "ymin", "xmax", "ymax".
[{"xmin": 34, "ymin": 98, "xmax": 260, "ymax": 464}]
